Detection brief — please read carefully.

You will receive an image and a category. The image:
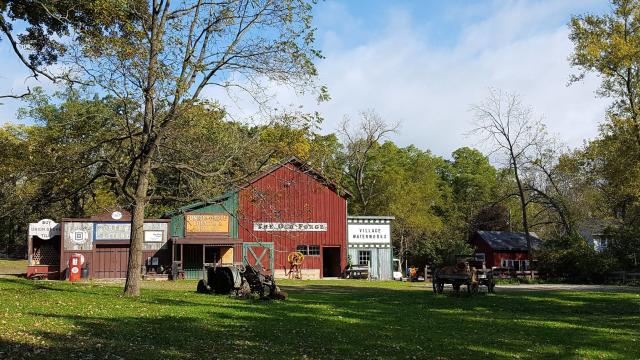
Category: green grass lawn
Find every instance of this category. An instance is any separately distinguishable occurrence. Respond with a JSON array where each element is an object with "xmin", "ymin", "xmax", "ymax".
[
  {"xmin": 0, "ymin": 259, "xmax": 27, "ymax": 275},
  {"xmin": 0, "ymin": 278, "xmax": 638, "ymax": 359}
]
